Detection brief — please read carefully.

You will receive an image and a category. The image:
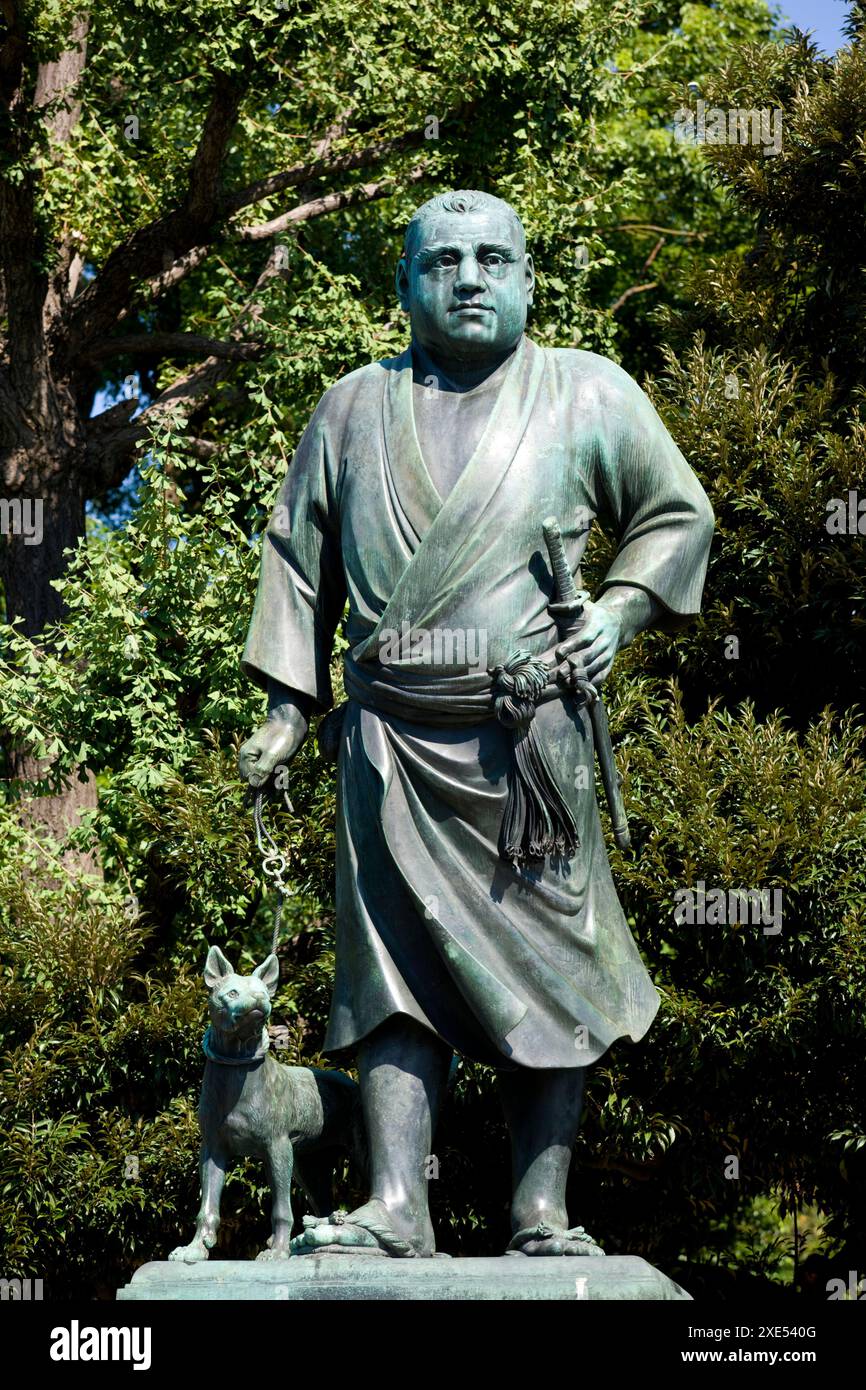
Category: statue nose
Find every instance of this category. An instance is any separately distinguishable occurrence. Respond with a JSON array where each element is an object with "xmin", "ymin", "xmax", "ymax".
[{"xmin": 455, "ymin": 255, "xmax": 485, "ymax": 292}]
